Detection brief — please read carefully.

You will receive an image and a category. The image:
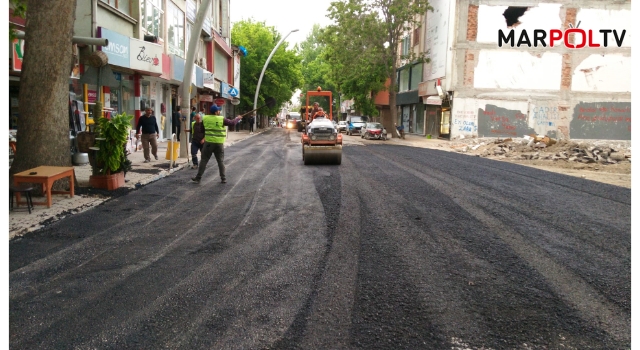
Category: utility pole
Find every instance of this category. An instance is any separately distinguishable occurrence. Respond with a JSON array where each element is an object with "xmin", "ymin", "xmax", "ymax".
[{"xmin": 180, "ymin": 0, "xmax": 211, "ymax": 158}]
